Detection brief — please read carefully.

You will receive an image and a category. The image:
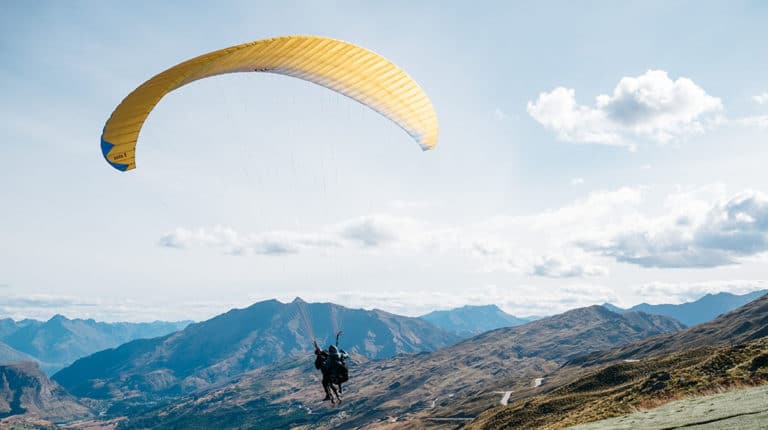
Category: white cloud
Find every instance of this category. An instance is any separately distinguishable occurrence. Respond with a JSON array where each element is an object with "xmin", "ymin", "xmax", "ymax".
[
  {"xmin": 579, "ymin": 189, "xmax": 768, "ymax": 268},
  {"xmin": 527, "ymin": 87, "xmax": 623, "ymax": 146},
  {"xmin": 571, "ymin": 177, "xmax": 585, "ymax": 185},
  {"xmin": 159, "ymin": 225, "xmax": 238, "ymax": 249},
  {"xmin": 467, "ymin": 185, "xmax": 768, "ymax": 273},
  {"xmin": 466, "ymin": 187, "xmax": 646, "ymax": 277},
  {"xmin": 159, "ymin": 187, "xmax": 768, "ymax": 277},
  {"xmin": 528, "ymin": 70, "xmax": 723, "ymax": 147},
  {"xmin": 159, "ymin": 202, "xmax": 617, "ymax": 279},
  {"xmin": 530, "ymin": 256, "xmax": 608, "ymax": 278},
  {"xmin": 494, "ymin": 108, "xmax": 507, "ymax": 120},
  {"xmin": 521, "ymin": 186, "xmax": 646, "ymax": 232},
  {"xmin": 471, "ymin": 241, "xmax": 506, "ymax": 258},
  {"xmin": 159, "ymin": 225, "xmax": 340, "ymax": 256},
  {"xmin": 338, "ymin": 215, "xmax": 402, "ymax": 247},
  {"xmin": 753, "ymin": 92, "xmax": 768, "ymax": 105},
  {"xmin": 159, "ymin": 215, "xmax": 429, "ymax": 256}
]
